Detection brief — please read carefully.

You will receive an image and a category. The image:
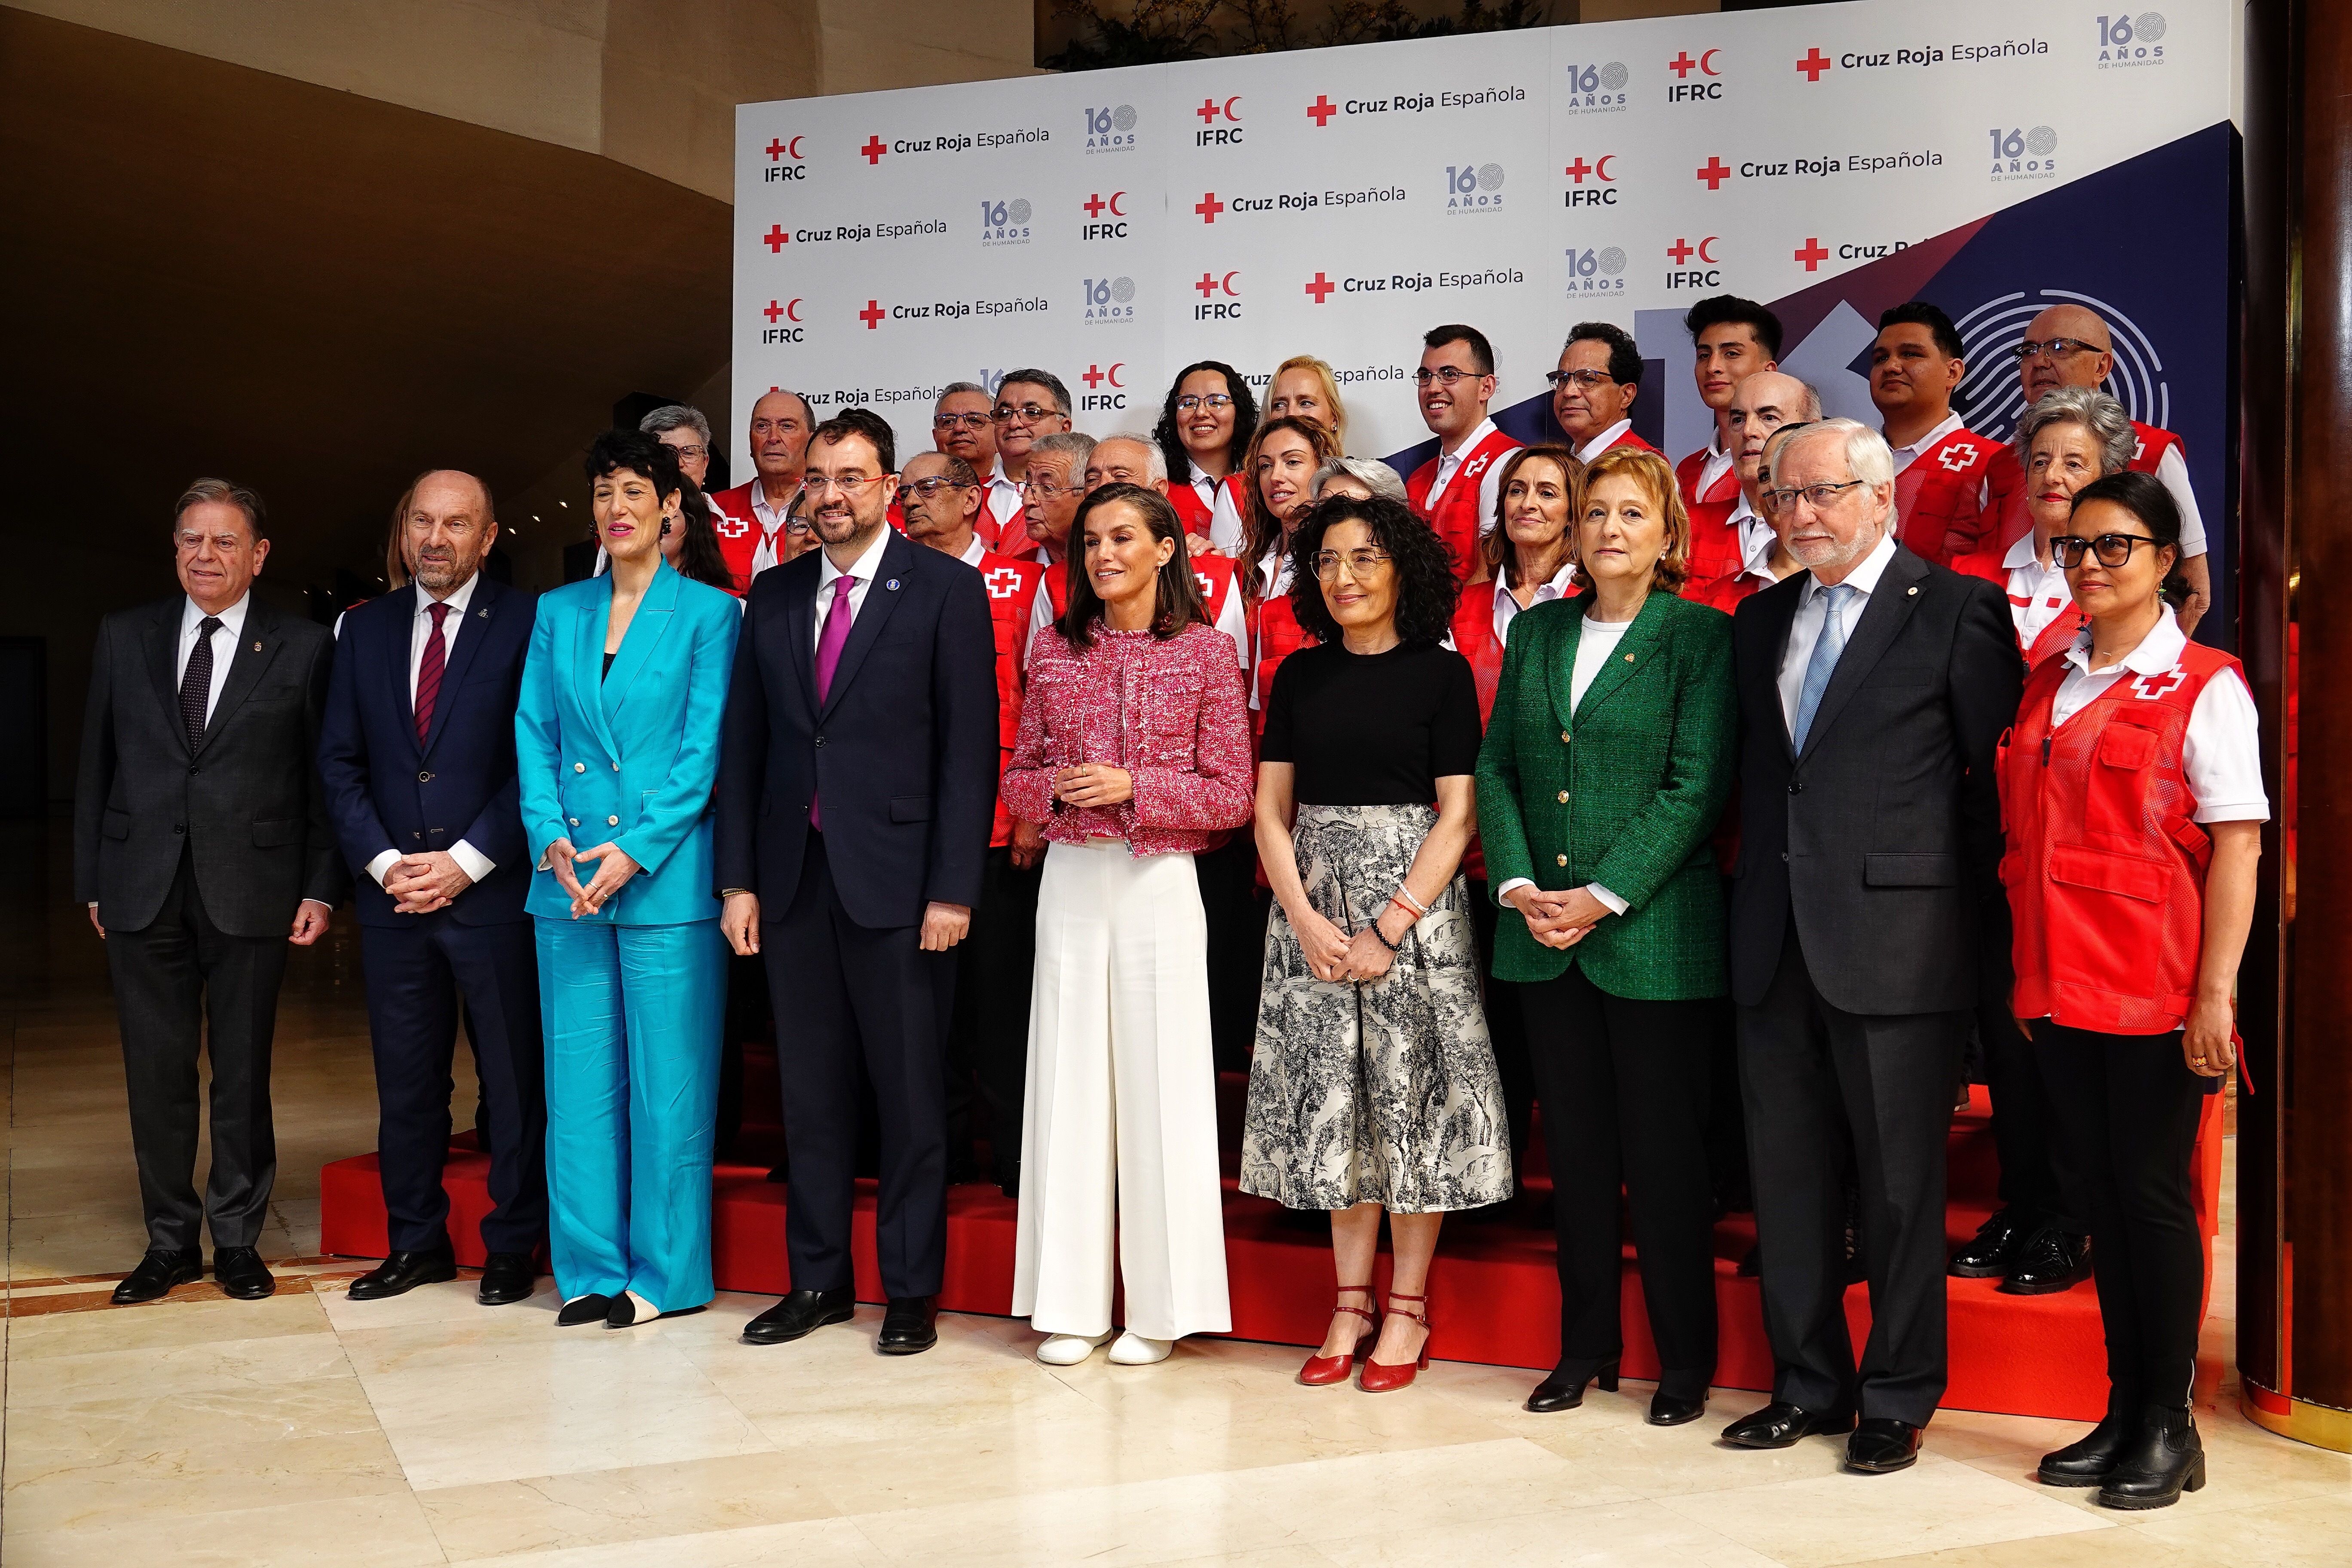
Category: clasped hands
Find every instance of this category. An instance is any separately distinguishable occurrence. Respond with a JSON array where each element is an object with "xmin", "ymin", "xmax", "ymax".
[
  {"xmin": 384, "ymin": 851, "xmax": 475, "ymax": 915},
  {"xmin": 1505, "ymin": 884, "xmax": 1613, "ymax": 950},
  {"xmin": 545, "ymin": 838, "xmax": 642, "ymax": 919},
  {"xmin": 1293, "ymin": 906, "xmax": 1405, "ymax": 986},
  {"xmin": 1052, "ymin": 763, "xmax": 1133, "ymax": 810}
]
